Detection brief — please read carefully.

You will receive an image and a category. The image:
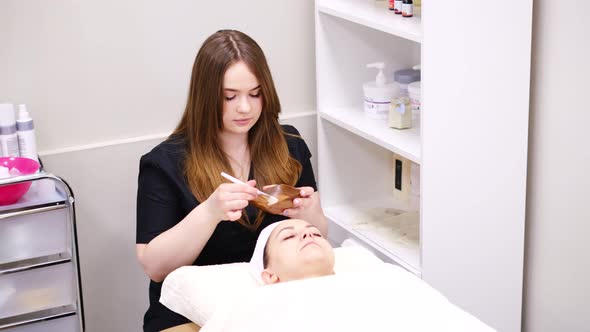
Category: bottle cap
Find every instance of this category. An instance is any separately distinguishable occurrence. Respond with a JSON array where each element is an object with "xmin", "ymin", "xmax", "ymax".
[
  {"xmin": 17, "ymin": 104, "xmax": 32, "ymax": 122},
  {"xmin": 394, "ymin": 68, "xmax": 421, "ymax": 84}
]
